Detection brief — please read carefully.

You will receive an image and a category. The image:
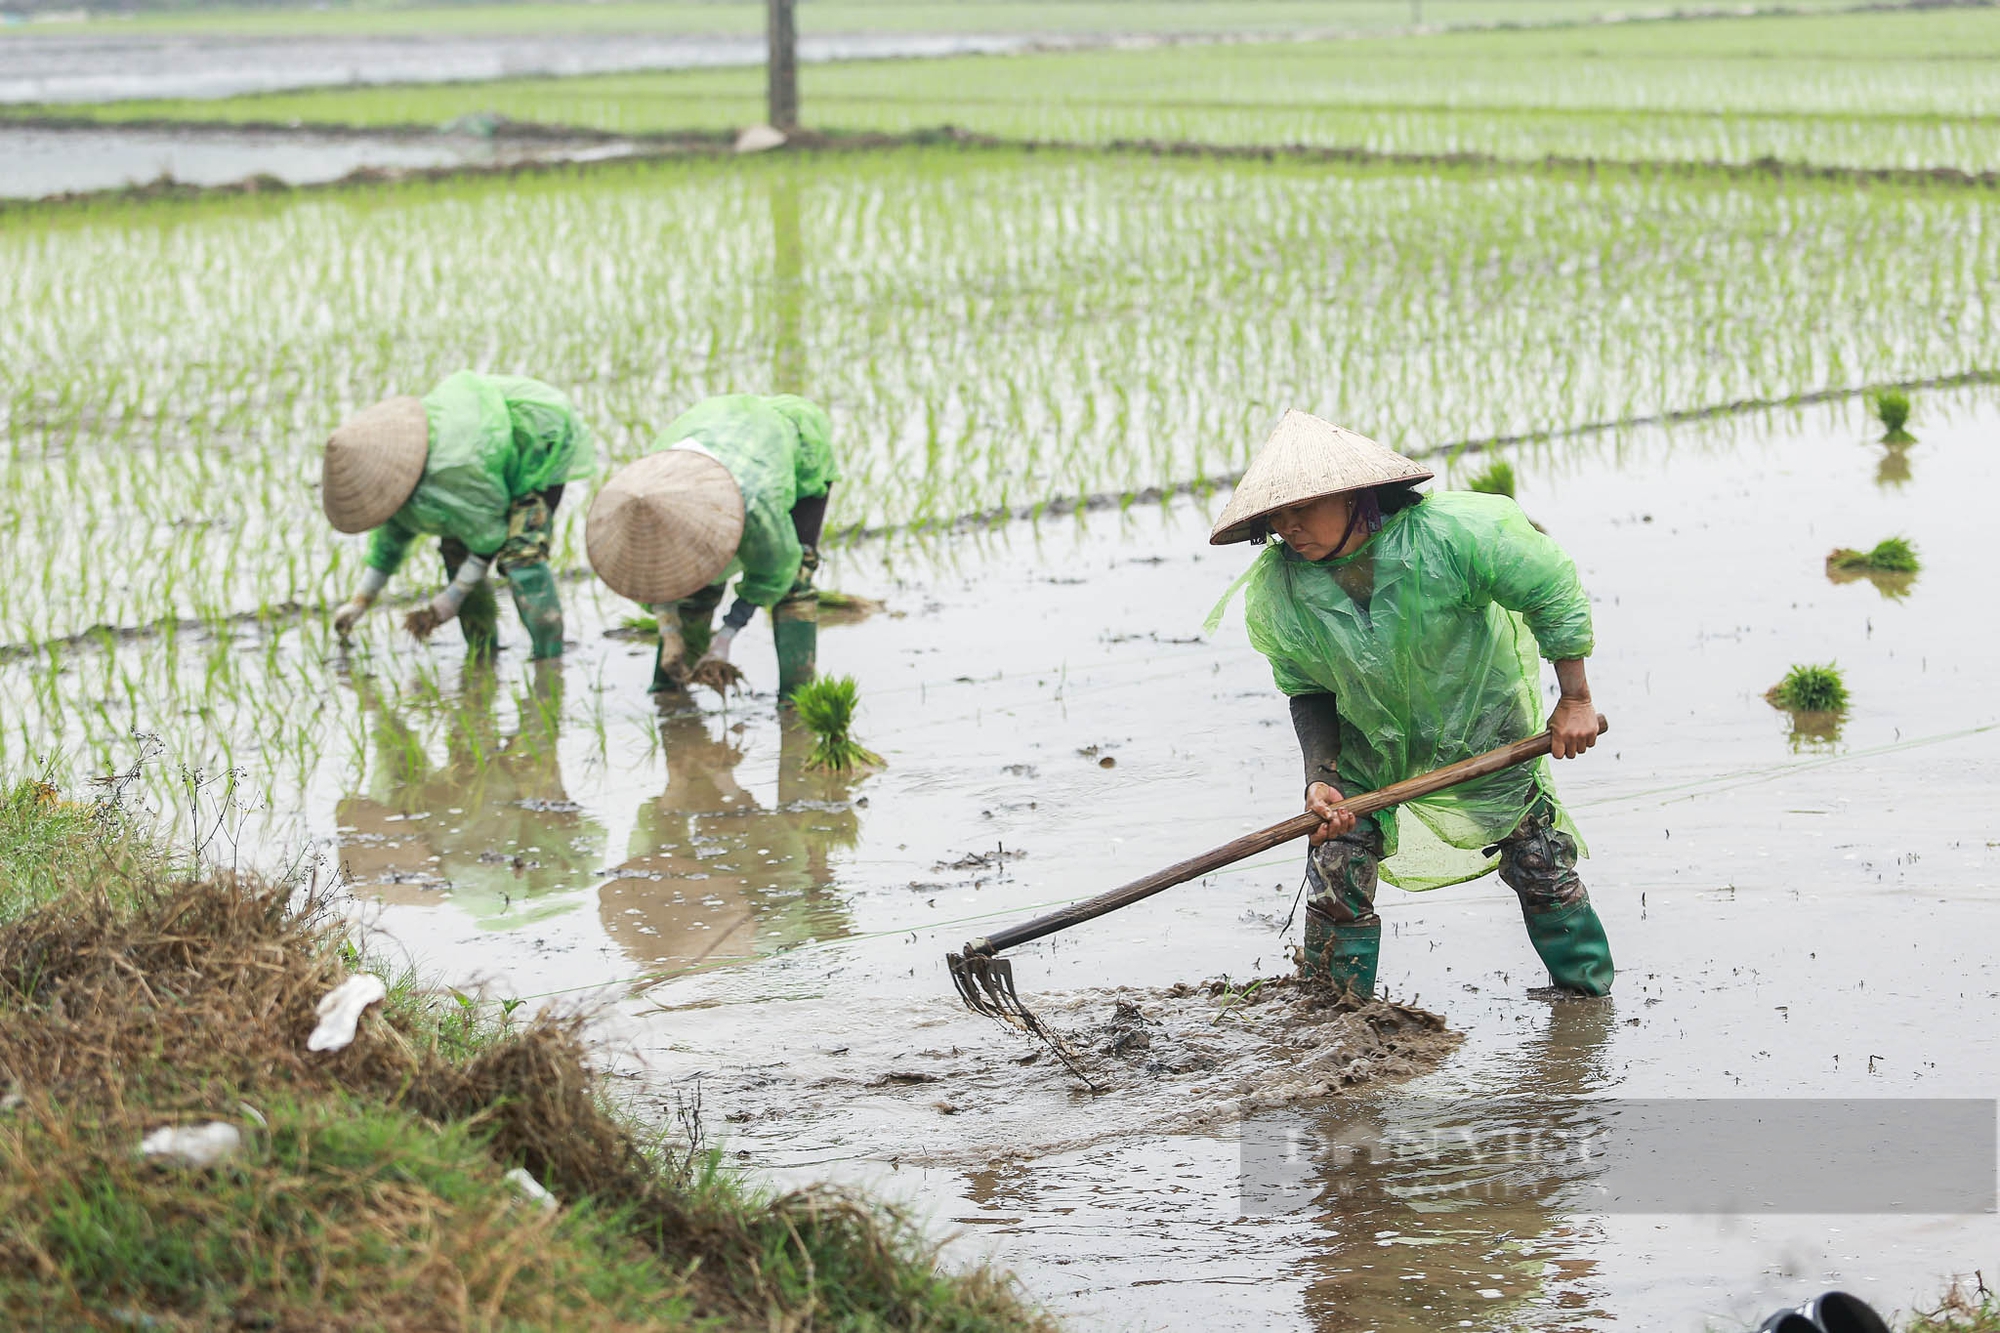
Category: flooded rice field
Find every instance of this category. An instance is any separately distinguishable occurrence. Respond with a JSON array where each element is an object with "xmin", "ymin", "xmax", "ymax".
[
  {"xmin": 10, "ymin": 148, "xmax": 1998, "ymax": 648},
  {"xmin": 6, "ymin": 387, "xmax": 1996, "ymax": 1328},
  {"xmin": 0, "ymin": 122, "xmax": 639, "ymax": 198},
  {"xmin": 0, "ymin": 30, "xmax": 1088, "ymax": 104}
]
